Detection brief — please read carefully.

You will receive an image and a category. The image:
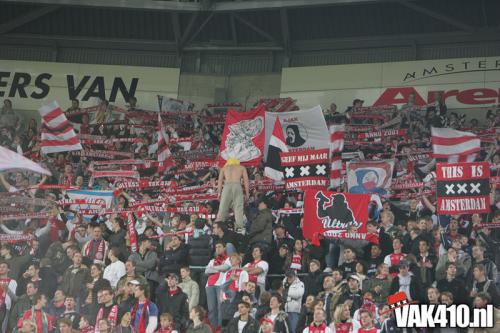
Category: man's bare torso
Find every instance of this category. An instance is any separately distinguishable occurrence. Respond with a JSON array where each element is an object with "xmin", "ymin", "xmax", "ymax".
[{"xmin": 221, "ymin": 165, "xmax": 245, "ymax": 182}]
